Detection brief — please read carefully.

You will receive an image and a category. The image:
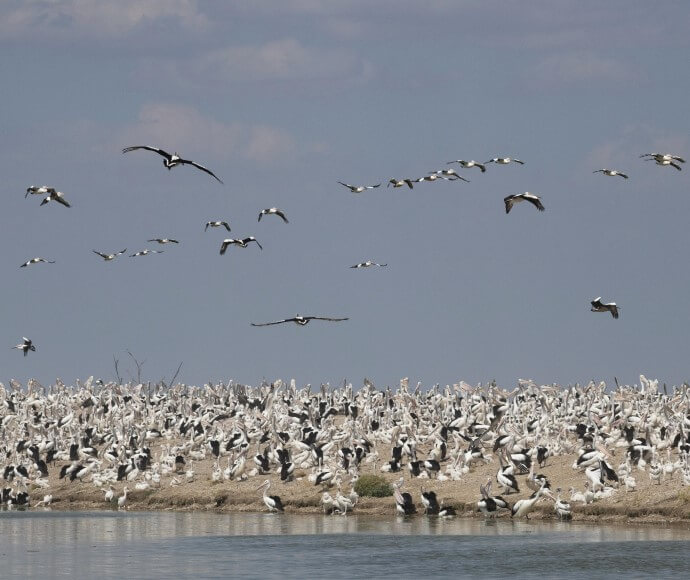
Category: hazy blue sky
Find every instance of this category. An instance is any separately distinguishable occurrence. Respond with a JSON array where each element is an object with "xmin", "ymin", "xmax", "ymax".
[{"xmin": 2, "ymin": 1, "xmax": 689, "ymax": 388}]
